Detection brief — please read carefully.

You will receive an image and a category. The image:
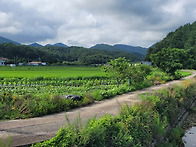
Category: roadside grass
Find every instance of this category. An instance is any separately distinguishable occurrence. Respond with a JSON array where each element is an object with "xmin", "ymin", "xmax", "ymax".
[
  {"xmin": 33, "ymin": 77, "xmax": 196, "ymax": 147},
  {"xmin": 0, "ymin": 136, "xmax": 12, "ymax": 147}
]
